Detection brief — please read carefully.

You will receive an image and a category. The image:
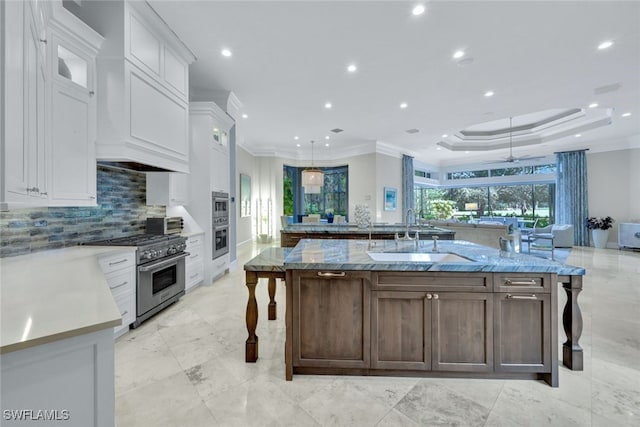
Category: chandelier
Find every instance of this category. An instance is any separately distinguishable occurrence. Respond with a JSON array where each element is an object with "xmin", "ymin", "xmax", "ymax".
[{"xmin": 301, "ymin": 140, "xmax": 323, "ymax": 193}]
